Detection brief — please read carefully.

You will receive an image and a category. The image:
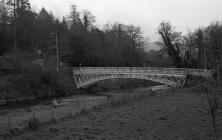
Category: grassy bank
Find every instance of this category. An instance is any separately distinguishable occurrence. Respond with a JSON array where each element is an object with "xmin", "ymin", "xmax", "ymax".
[
  {"xmin": 0, "ymin": 87, "xmax": 153, "ymax": 138},
  {"xmin": 3, "ymin": 87, "xmax": 219, "ymax": 140}
]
